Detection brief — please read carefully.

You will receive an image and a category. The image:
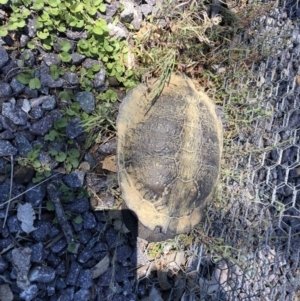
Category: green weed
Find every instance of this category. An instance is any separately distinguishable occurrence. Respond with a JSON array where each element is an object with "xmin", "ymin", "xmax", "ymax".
[{"xmin": 18, "ymin": 145, "xmax": 52, "ymax": 183}]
